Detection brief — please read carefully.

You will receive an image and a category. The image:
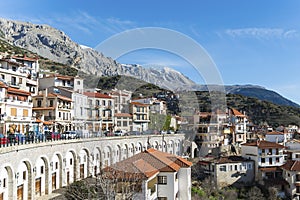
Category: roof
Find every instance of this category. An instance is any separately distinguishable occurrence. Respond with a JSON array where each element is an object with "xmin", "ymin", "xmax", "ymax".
[
  {"xmin": 104, "ymin": 148, "xmax": 192, "ymax": 180},
  {"xmin": 49, "ymin": 93, "xmax": 72, "ymax": 102},
  {"xmin": 266, "ymin": 131, "xmax": 284, "ymax": 135},
  {"xmin": 198, "ymin": 155, "xmax": 252, "ymax": 165},
  {"xmin": 241, "ymin": 140, "xmax": 285, "ymax": 149},
  {"xmin": 231, "ymin": 108, "xmax": 246, "ymax": 117},
  {"xmin": 0, "ymin": 81, "xmax": 8, "ymax": 88},
  {"xmin": 281, "ymin": 160, "xmax": 300, "ymax": 171},
  {"xmin": 12, "ymin": 55, "xmax": 38, "ymax": 62},
  {"xmin": 7, "ymin": 87, "xmax": 31, "ymax": 96},
  {"xmin": 84, "ymin": 92, "xmax": 112, "ymax": 99},
  {"xmin": 114, "ymin": 113, "xmax": 133, "ymax": 117},
  {"xmin": 33, "ymin": 107, "xmax": 55, "ymax": 110},
  {"xmin": 130, "ymin": 101, "xmax": 149, "ymax": 107}
]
